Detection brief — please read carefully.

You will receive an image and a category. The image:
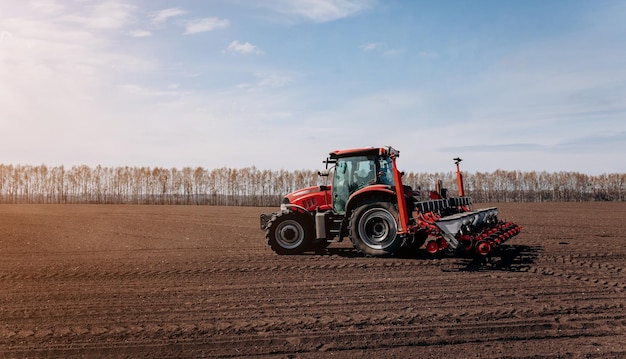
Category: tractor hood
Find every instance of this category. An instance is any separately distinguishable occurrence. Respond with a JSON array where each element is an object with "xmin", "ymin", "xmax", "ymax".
[{"xmin": 282, "ymin": 185, "xmax": 332, "ymax": 212}]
